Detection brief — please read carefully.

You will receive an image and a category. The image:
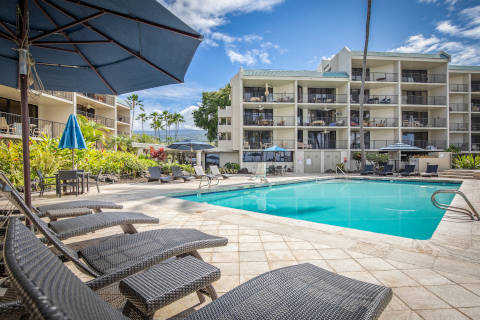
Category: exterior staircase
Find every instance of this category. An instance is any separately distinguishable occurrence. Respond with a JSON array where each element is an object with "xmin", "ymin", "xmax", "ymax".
[{"xmin": 438, "ymin": 169, "xmax": 480, "ymax": 180}]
